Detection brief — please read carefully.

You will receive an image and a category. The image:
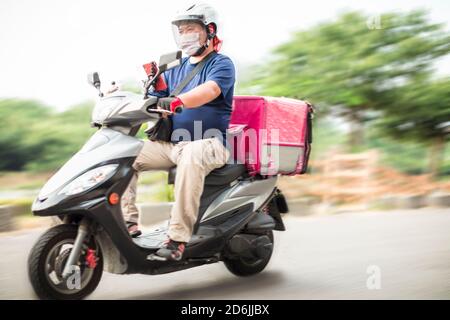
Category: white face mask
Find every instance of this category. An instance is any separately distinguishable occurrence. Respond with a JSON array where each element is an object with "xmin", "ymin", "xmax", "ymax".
[{"xmin": 177, "ymin": 32, "xmax": 203, "ymax": 56}]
